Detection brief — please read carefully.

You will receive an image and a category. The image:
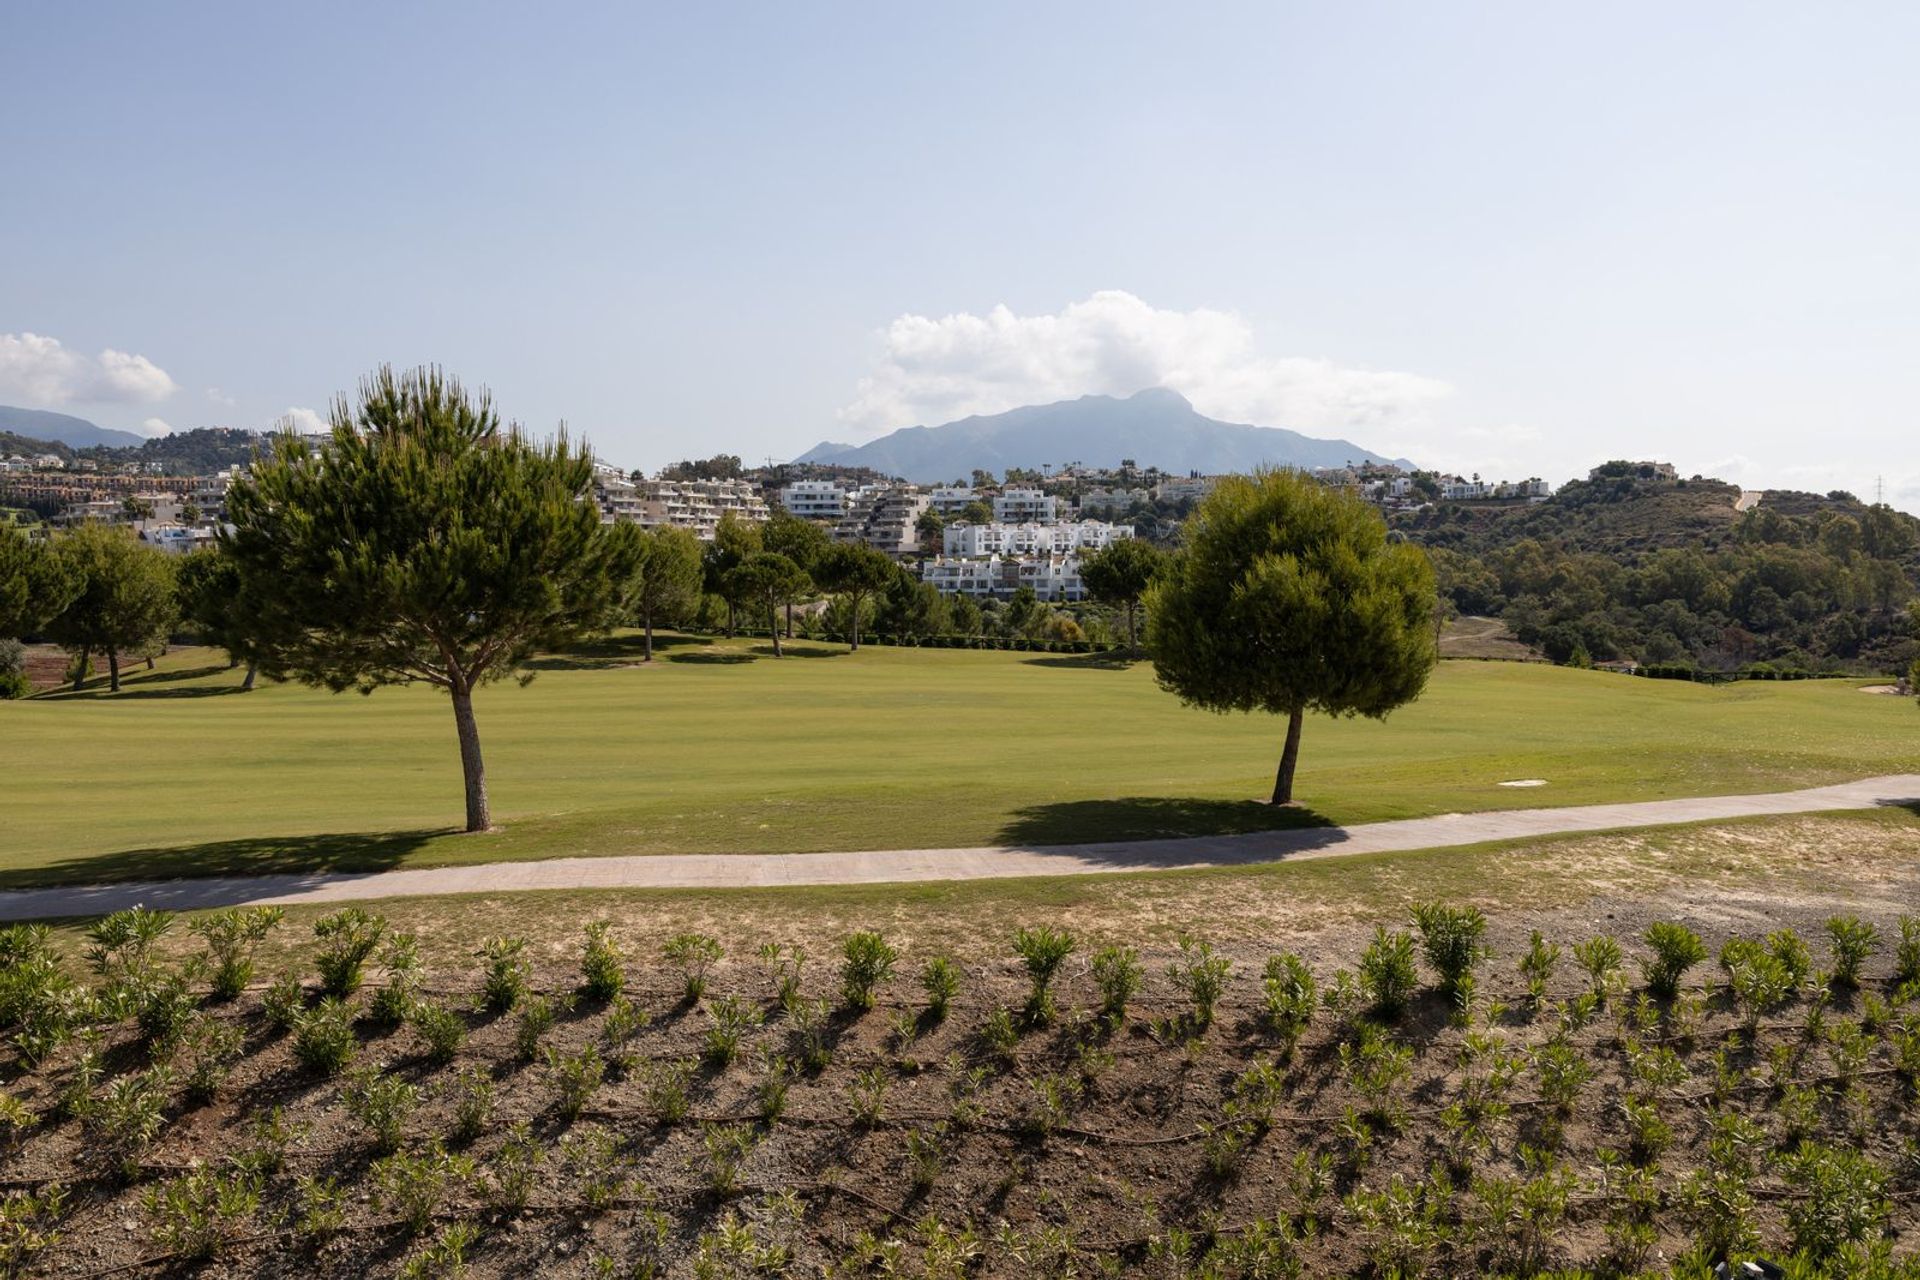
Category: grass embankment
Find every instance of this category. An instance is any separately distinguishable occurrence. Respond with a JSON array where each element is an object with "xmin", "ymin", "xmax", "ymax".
[{"xmin": 1, "ymin": 634, "xmax": 1915, "ymax": 887}]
